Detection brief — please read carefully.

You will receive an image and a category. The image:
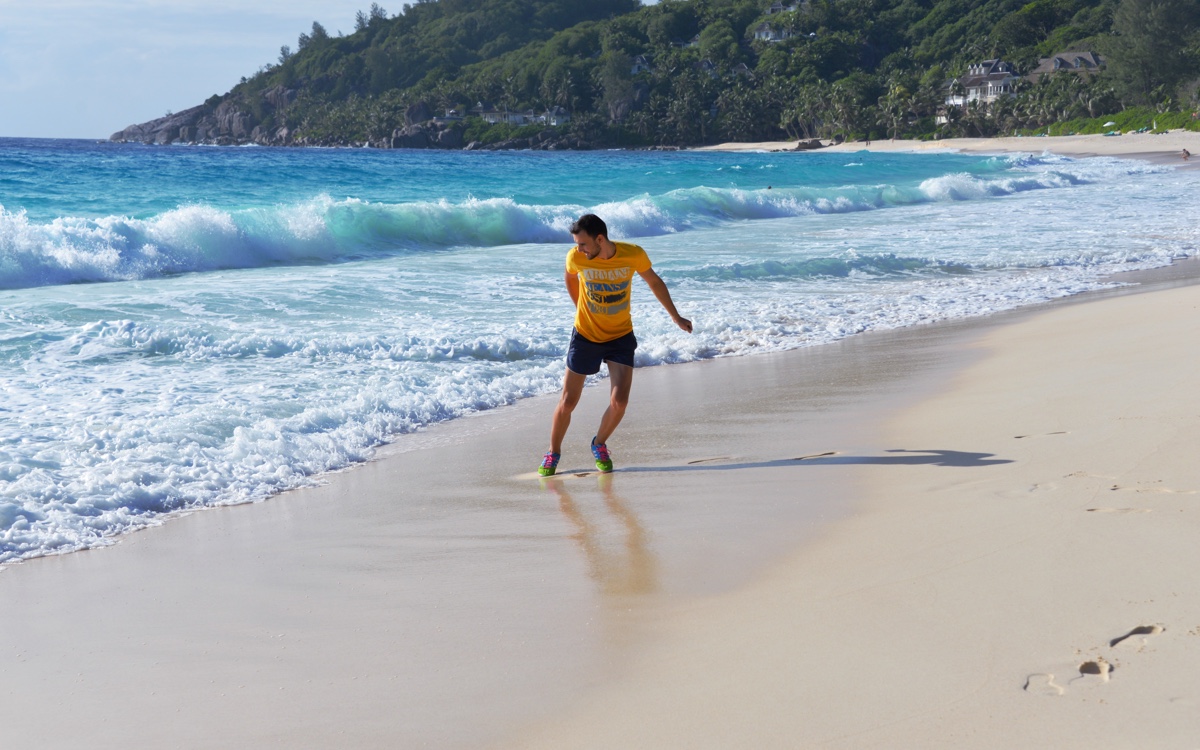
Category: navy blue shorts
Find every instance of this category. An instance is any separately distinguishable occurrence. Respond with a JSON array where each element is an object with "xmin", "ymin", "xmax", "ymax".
[{"xmin": 566, "ymin": 329, "xmax": 637, "ymax": 376}]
